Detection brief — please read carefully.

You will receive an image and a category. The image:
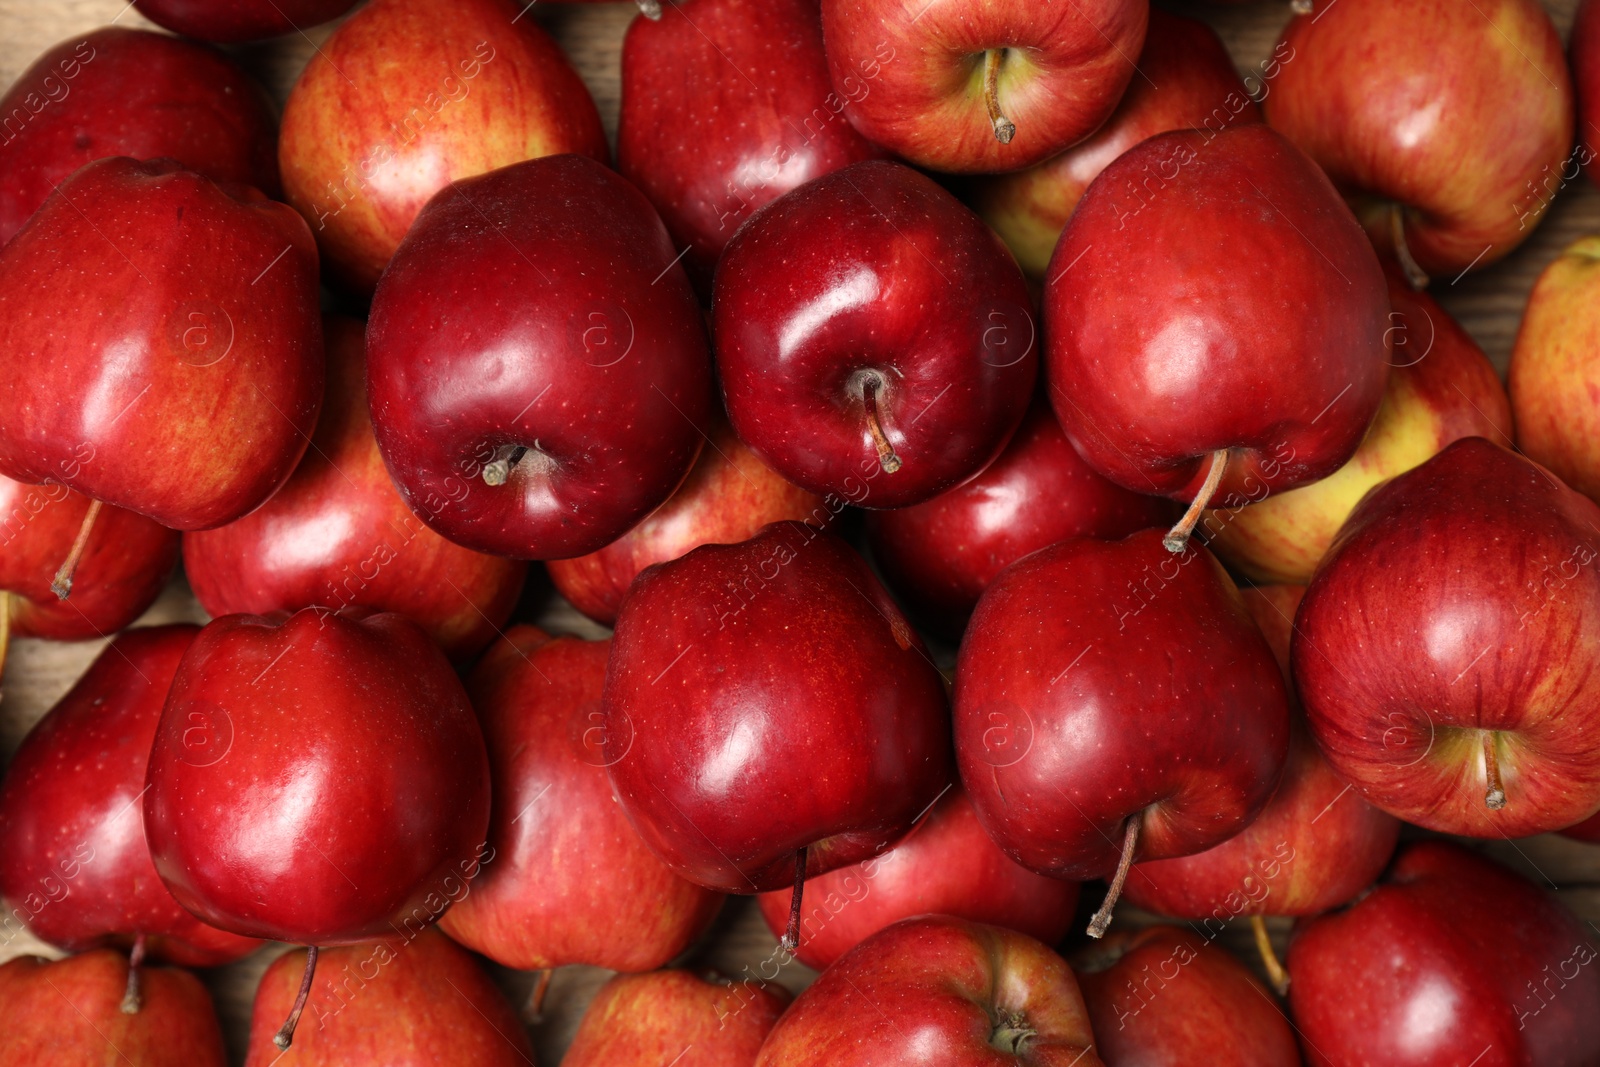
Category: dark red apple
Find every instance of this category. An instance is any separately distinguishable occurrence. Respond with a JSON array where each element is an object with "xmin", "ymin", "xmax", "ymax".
[
  {"xmin": 1043, "ymin": 123, "xmax": 1390, "ymax": 549},
  {"xmin": 1295, "ymin": 437, "xmax": 1600, "ymax": 838},
  {"xmin": 754, "ymin": 915, "xmax": 1100, "ymax": 1067},
  {"xmin": 0, "ymin": 28, "xmax": 278, "ymax": 245},
  {"xmin": 439, "ymin": 626, "xmax": 725, "ymax": 972},
  {"xmin": 0, "ymin": 157, "xmax": 322, "ymax": 531},
  {"xmin": 279, "ymin": 0, "xmax": 607, "ymax": 292},
  {"xmin": 954, "ymin": 528, "xmax": 1290, "ymax": 937},
  {"xmin": 183, "ymin": 317, "xmax": 526, "ymax": 662},
  {"xmin": 1579, "ymin": 0, "xmax": 1600, "ymax": 187},
  {"xmin": 1288, "ymin": 841, "xmax": 1600, "ymax": 1066},
  {"xmin": 618, "ymin": 0, "xmax": 887, "ymax": 288},
  {"xmin": 563, "ymin": 969, "xmax": 790, "ymax": 1067},
  {"xmin": 602, "ymin": 521, "xmax": 952, "ymax": 946},
  {"xmin": 865, "ymin": 395, "xmax": 1174, "ymax": 633},
  {"xmin": 368, "ymin": 153, "xmax": 714, "ymax": 560},
  {"xmin": 133, "ymin": 0, "xmax": 360, "ymax": 42},
  {"xmin": 244, "ymin": 930, "xmax": 534, "ymax": 1064},
  {"xmin": 756, "ymin": 787, "xmax": 1079, "ymax": 971},
  {"xmin": 0, "ymin": 950, "xmax": 227, "ymax": 1066},
  {"xmin": 819, "ymin": 0, "xmax": 1147, "ymax": 174},
  {"xmin": 714, "ymin": 160, "xmax": 1035, "ymax": 509}
]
